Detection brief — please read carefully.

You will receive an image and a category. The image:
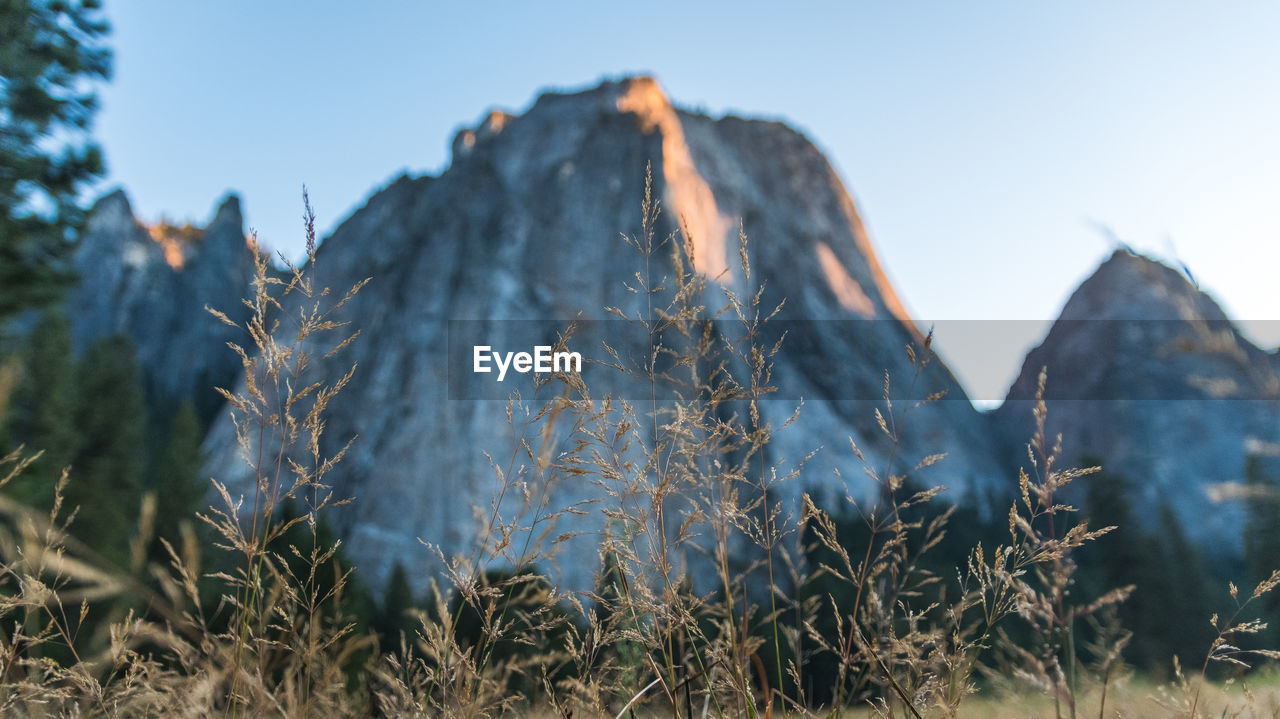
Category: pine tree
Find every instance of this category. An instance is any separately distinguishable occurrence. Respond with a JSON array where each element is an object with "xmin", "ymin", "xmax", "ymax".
[
  {"xmin": 0, "ymin": 0, "xmax": 112, "ymax": 322},
  {"xmin": 5, "ymin": 309, "xmax": 80, "ymax": 507},
  {"xmin": 148, "ymin": 401, "xmax": 205, "ymax": 552},
  {"xmin": 1080, "ymin": 465, "xmax": 1214, "ymax": 673},
  {"xmin": 1150, "ymin": 502, "xmax": 1214, "ymax": 669},
  {"xmin": 373, "ymin": 562, "xmax": 416, "ymax": 654},
  {"xmin": 1244, "ymin": 454, "xmax": 1280, "ymax": 640},
  {"xmin": 72, "ymin": 335, "xmax": 146, "ymax": 565},
  {"xmin": 1081, "ymin": 463, "xmax": 1144, "ymax": 598}
]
